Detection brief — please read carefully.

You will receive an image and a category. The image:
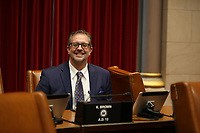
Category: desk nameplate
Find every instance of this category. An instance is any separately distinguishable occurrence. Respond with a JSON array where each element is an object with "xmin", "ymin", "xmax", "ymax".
[{"xmin": 75, "ymin": 101, "xmax": 133, "ymax": 125}]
